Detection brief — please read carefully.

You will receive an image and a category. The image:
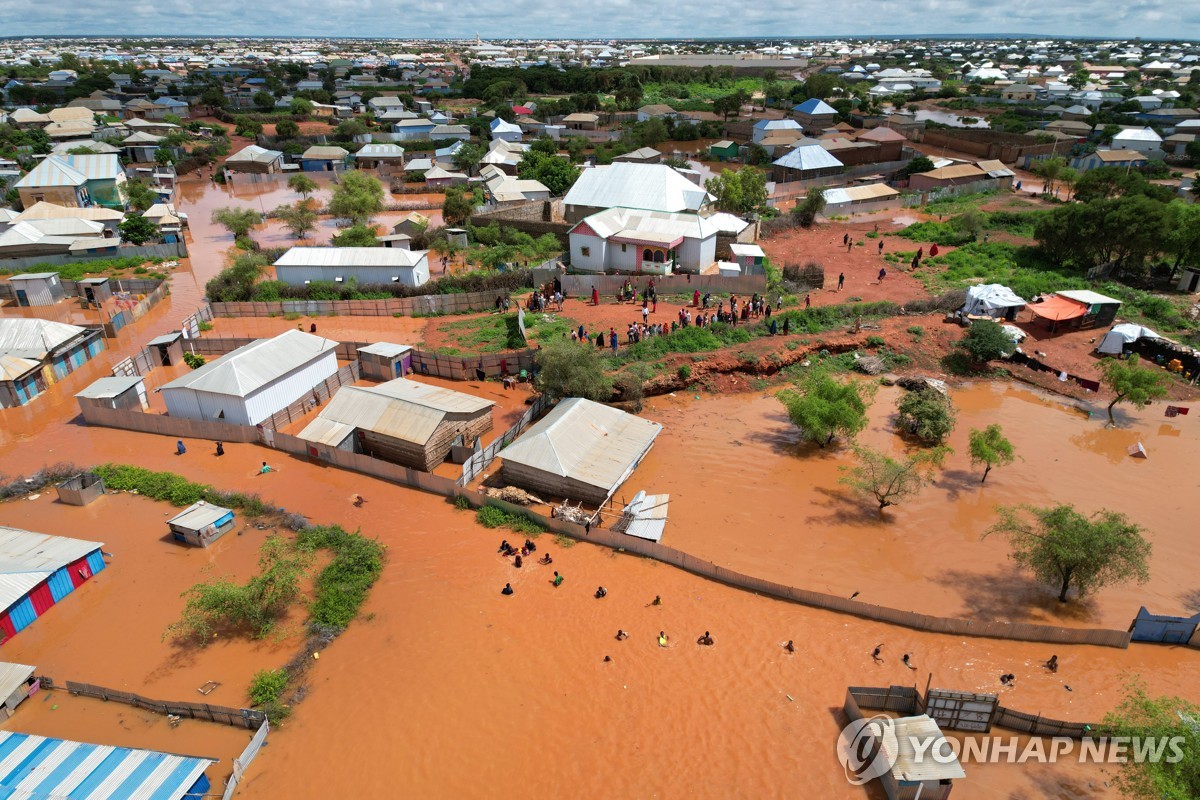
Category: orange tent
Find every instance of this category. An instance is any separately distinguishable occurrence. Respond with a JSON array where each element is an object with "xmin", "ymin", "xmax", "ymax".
[{"xmin": 1029, "ymin": 295, "xmax": 1087, "ymax": 321}]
